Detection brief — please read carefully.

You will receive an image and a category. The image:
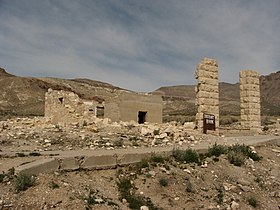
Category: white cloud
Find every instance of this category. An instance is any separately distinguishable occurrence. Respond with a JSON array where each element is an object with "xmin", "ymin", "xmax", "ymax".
[{"xmin": 0, "ymin": 0, "xmax": 280, "ymax": 91}]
